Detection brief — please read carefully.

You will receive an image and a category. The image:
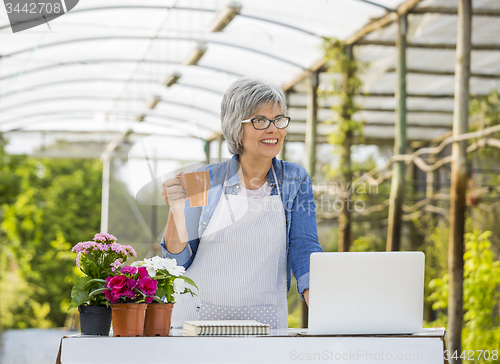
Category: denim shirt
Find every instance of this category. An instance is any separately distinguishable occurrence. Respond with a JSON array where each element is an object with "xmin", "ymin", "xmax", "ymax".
[{"xmin": 160, "ymin": 154, "xmax": 323, "ymax": 299}]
